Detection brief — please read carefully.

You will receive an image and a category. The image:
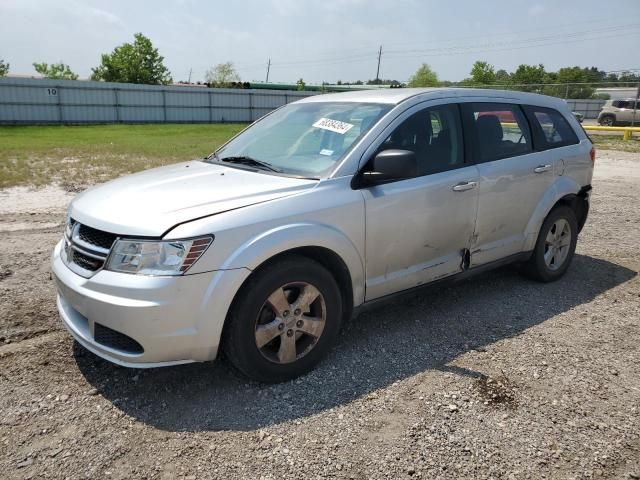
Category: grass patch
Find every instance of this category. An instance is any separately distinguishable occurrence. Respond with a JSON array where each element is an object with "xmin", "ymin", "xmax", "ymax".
[
  {"xmin": 590, "ymin": 134, "xmax": 640, "ymax": 153},
  {"xmin": 0, "ymin": 124, "xmax": 246, "ymax": 189},
  {"xmin": 1, "ymin": 124, "xmax": 637, "ymax": 190}
]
